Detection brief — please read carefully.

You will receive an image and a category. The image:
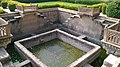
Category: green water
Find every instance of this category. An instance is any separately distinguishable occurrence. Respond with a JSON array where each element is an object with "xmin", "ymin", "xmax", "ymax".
[
  {"xmin": 6, "ymin": 43, "xmax": 24, "ymax": 63},
  {"xmin": 6, "ymin": 43, "xmax": 31, "ymax": 67},
  {"xmin": 91, "ymin": 49, "xmax": 108, "ymax": 67},
  {"xmin": 31, "ymin": 39, "xmax": 85, "ymax": 67}
]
